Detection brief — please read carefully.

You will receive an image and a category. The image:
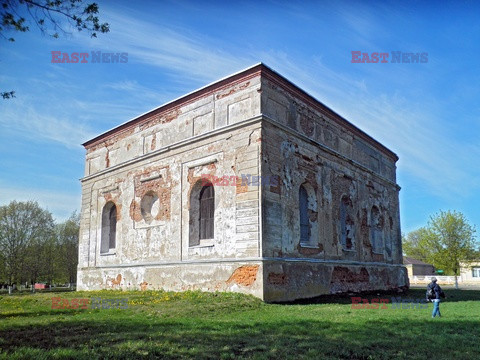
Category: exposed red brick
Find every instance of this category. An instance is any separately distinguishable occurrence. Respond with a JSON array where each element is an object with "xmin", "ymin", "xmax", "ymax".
[
  {"xmin": 129, "ymin": 167, "xmax": 172, "ymax": 222},
  {"xmin": 139, "ymin": 108, "xmax": 182, "ymax": 131},
  {"xmin": 140, "ymin": 281, "xmax": 148, "ymax": 291},
  {"xmin": 102, "ymin": 195, "xmax": 122, "ymax": 221},
  {"xmin": 86, "ymin": 128, "xmax": 134, "ymax": 154},
  {"xmin": 107, "ymin": 274, "xmax": 122, "ymax": 288},
  {"xmin": 215, "ymin": 81, "xmax": 250, "ymax": 99},
  {"xmin": 186, "ymin": 166, "xmax": 217, "ymax": 209},
  {"xmin": 236, "ymin": 176, "xmax": 248, "ymax": 194},
  {"xmin": 226, "ymin": 265, "xmax": 259, "ymax": 286},
  {"xmin": 298, "ymin": 243, "xmax": 323, "ymax": 255},
  {"xmin": 330, "ymin": 266, "xmax": 369, "ymax": 284},
  {"xmin": 187, "ymin": 168, "xmax": 197, "ymax": 185},
  {"xmin": 129, "ymin": 199, "xmax": 142, "ymax": 222},
  {"xmin": 267, "ymin": 272, "xmax": 287, "ymax": 285}
]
